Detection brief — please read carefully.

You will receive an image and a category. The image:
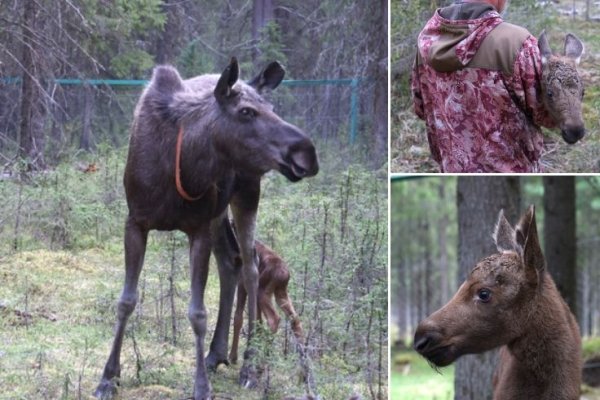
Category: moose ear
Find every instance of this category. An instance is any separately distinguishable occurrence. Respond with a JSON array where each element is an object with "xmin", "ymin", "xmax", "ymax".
[
  {"xmin": 564, "ymin": 33, "xmax": 584, "ymax": 65},
  {"xmin": 538, "ymin": 30, "xmax": 553, "ymax": 65},
  {"xmin": 515, "ymin": 205, "xmax": 545, "ymax": 284},
  {"xmin": 150, "ymin": 65, "xmax": 184, "ymax": 94},
  {"xmin": 248, "ymin": 61, "xmax": 285, "ymax": 93},
  {"xmin": 493, "ymin": 209, "xmax": 517, "ymax": 253},
  {"xmin": 214, "ymin": 57, "xmax": 239, "ymax": 104}
]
